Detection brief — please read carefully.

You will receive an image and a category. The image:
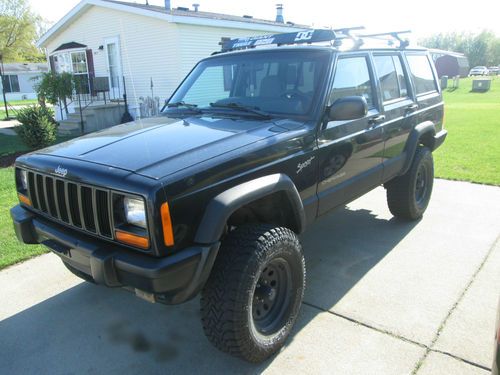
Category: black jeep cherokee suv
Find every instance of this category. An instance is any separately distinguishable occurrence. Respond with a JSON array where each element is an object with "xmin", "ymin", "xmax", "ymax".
[{"xmin": 11, "ymin": 29, "xmax": 446, "ymax": 362}]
